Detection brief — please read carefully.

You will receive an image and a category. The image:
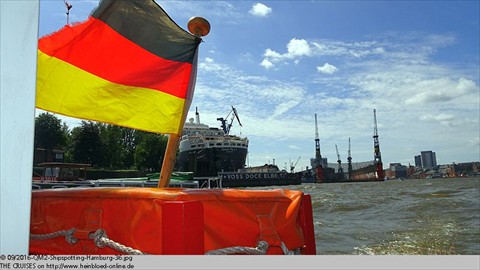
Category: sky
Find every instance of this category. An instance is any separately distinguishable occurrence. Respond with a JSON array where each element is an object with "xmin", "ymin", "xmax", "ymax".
[{"xmin": 38, "ymin": 0, "xmax": 480, "ymax": 172}]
